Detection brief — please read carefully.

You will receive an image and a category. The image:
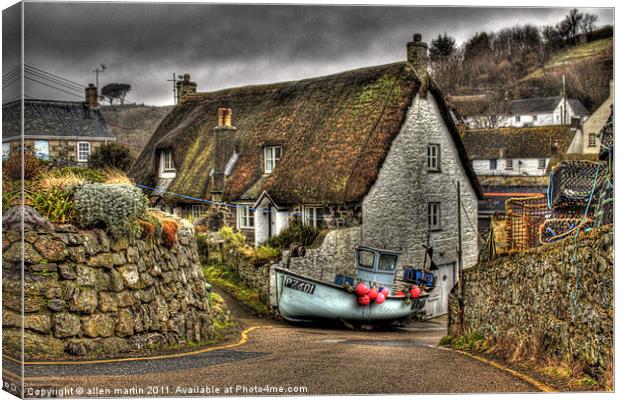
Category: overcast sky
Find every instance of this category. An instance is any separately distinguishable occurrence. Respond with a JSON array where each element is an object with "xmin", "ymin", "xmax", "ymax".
[{"xmin": 2, "ymin": 3, "xmax": 614, "ymax": 105}]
